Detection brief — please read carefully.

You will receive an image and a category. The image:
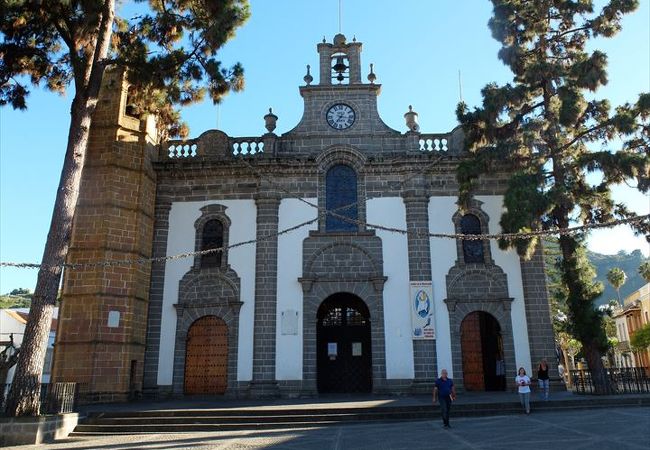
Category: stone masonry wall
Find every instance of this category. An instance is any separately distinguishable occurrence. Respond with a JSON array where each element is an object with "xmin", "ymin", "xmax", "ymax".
[{"xmin": 53, "ymin": 69, "xmax": 158, "ymax": 403}]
